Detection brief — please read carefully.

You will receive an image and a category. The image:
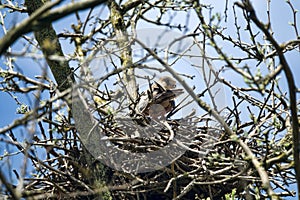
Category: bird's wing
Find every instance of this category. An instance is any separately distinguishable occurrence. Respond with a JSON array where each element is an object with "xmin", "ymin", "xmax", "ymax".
[
  {"xmin": 153, "ymin": 81, "xmax": 165, "ymax": 91},
  {"xmin": 153, "ymin": 90, "xmax": 176, "ymax": 104},
  {"xmin": 170, "ymin": 88, "xmax": 184, "ymax": 96},
  {"xmin": 137, "ymin": 80, "xmax": 184, "ymax": 116},
  {"xmin": 153, "ymin": 89, "xmax": 183, "ymax": 105}
]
